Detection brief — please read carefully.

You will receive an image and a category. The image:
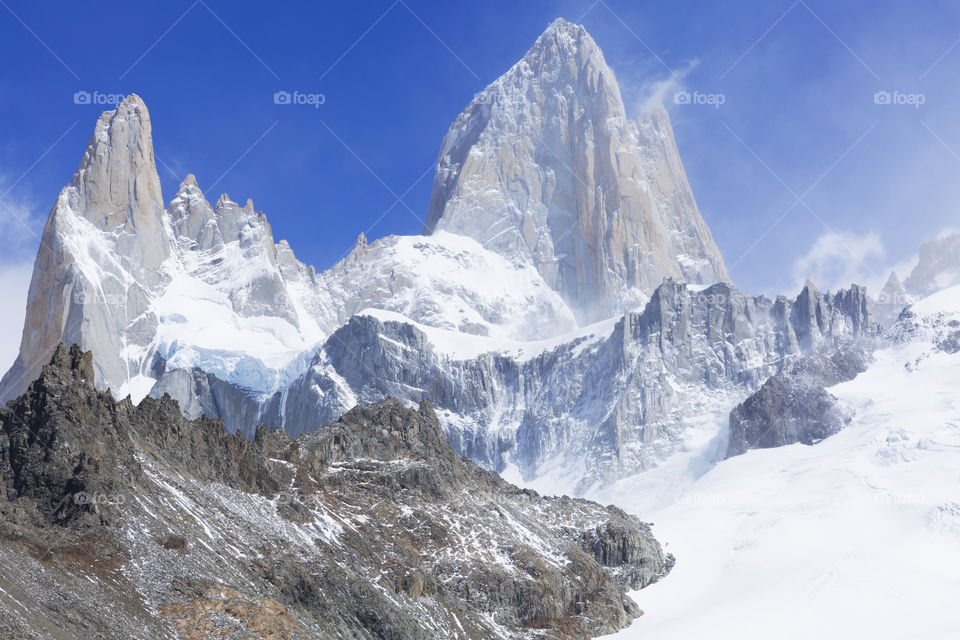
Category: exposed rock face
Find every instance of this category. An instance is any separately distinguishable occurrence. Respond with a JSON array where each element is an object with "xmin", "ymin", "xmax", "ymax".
[
  {"xmin": 726, "ymin": 344, "xmax": 872, "ymax": 458},
  {"xmin": 148, "ymin": 364, "xmax": 266, "ymax": 439},
  {"xmin": 204, "ymin": 279, "xmax": 877, "ymax": 492},
  {"xmin": 0, "ymin": 346, "xmax": 671, "ymax": 639},
  {"xmin": 424, "ymin": 18, "xmax": 728, "ymax": 322},
  {"xmin": 70, "ymin": 93, "xmax": 169, "ymax": 270}
]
